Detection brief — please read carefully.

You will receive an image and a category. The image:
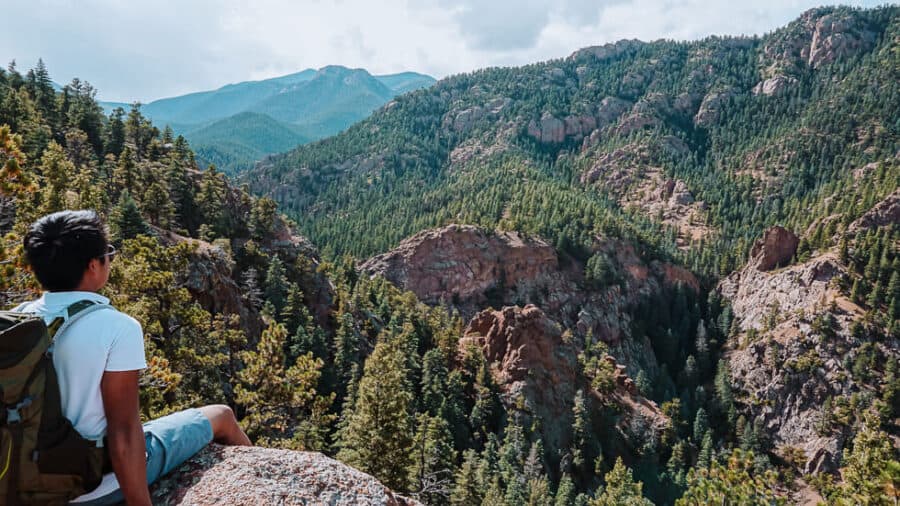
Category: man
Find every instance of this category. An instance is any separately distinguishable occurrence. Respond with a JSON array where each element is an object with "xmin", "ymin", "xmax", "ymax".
[{"xmin": 14, "ymin": 210, "xmax": 251, "ymax": 505}]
